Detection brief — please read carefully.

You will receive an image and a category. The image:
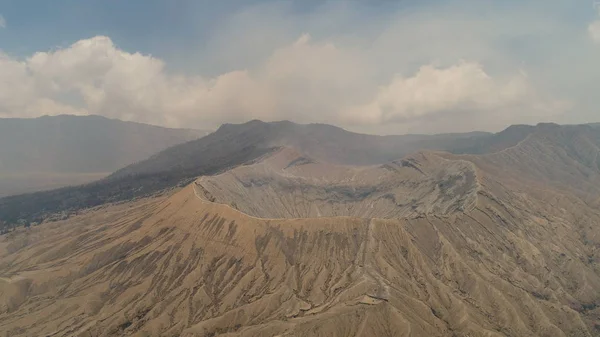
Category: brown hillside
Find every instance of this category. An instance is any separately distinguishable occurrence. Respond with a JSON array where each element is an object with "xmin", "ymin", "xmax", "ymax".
[{"xmin": 1, "ymin": 139, "xmax": 600, "ymax": 336}]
